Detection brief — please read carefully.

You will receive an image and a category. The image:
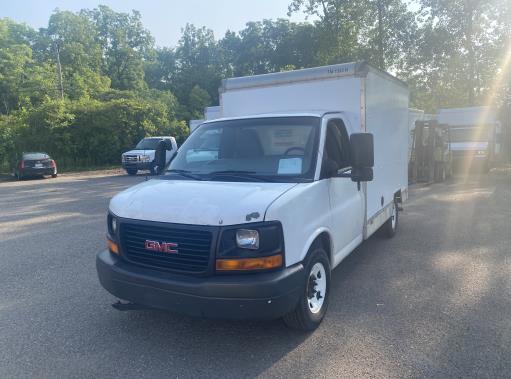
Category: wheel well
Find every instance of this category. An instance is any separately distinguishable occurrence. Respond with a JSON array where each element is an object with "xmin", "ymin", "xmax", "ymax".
[
  {"xmin": 394, "ymin": 190, "xmax": 402, "ymax": 204},
  {"xmin": 311, "ymin": 232, "xmax": 332, "ymax": 263}
]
